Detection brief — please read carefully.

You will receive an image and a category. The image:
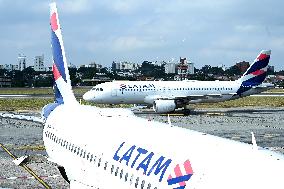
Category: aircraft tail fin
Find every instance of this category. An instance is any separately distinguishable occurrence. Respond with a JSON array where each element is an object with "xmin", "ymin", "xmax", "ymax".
[
  {"xmin": 50, "ymin": 2, "xmax": 78, "ymax": 105},
  {"xmin": 239, "ymin": 50, "xmax": 271, "ymax": 86}
]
